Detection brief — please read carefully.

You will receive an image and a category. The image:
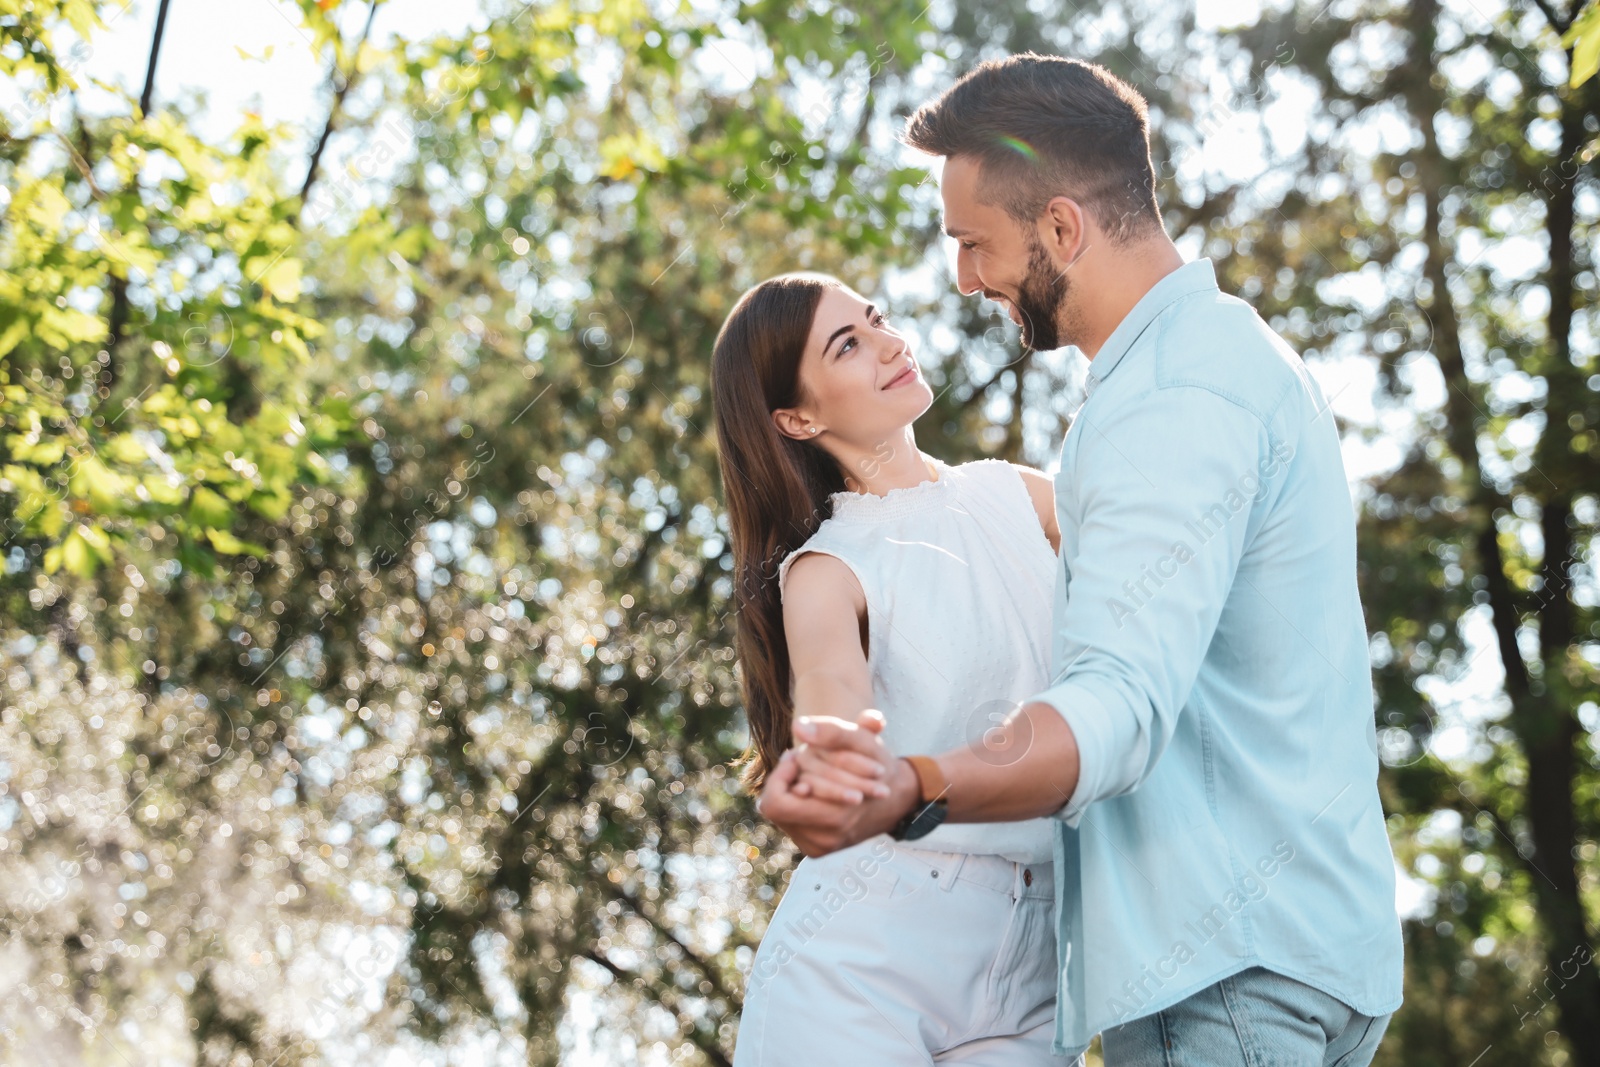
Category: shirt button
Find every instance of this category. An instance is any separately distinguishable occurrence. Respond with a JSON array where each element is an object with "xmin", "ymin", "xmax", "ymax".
[{"xmin": 1024, "ymin": 869, "xmax": 1033, "ymax": 887}]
